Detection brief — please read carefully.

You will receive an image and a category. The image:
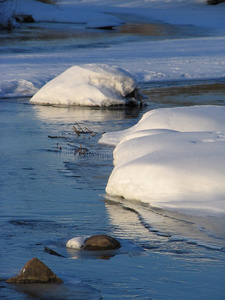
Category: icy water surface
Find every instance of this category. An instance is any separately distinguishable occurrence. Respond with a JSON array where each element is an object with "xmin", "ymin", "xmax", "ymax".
[
  {"xmin": 1, "ymin": 82, "xmax": 225, "ymax": 299},
  {"xmin": 1, "ymin": 18, "xmax": 225, "ymax": 300},
  {"xmin": 0, "ymin": 17, "xmax": 218, "ymax": 54}
]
